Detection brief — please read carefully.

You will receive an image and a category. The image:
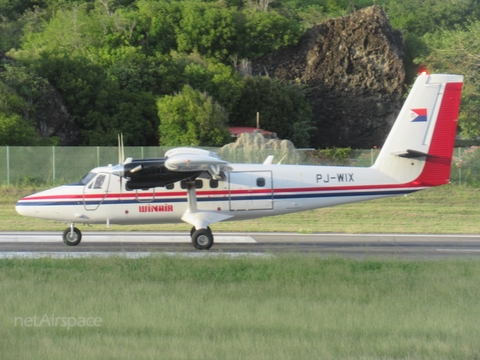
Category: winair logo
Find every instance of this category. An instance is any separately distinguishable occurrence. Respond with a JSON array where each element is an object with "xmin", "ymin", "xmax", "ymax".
[{"xmin": 139, "ymin": 205, "xmax": 173, "ymax": 213}]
